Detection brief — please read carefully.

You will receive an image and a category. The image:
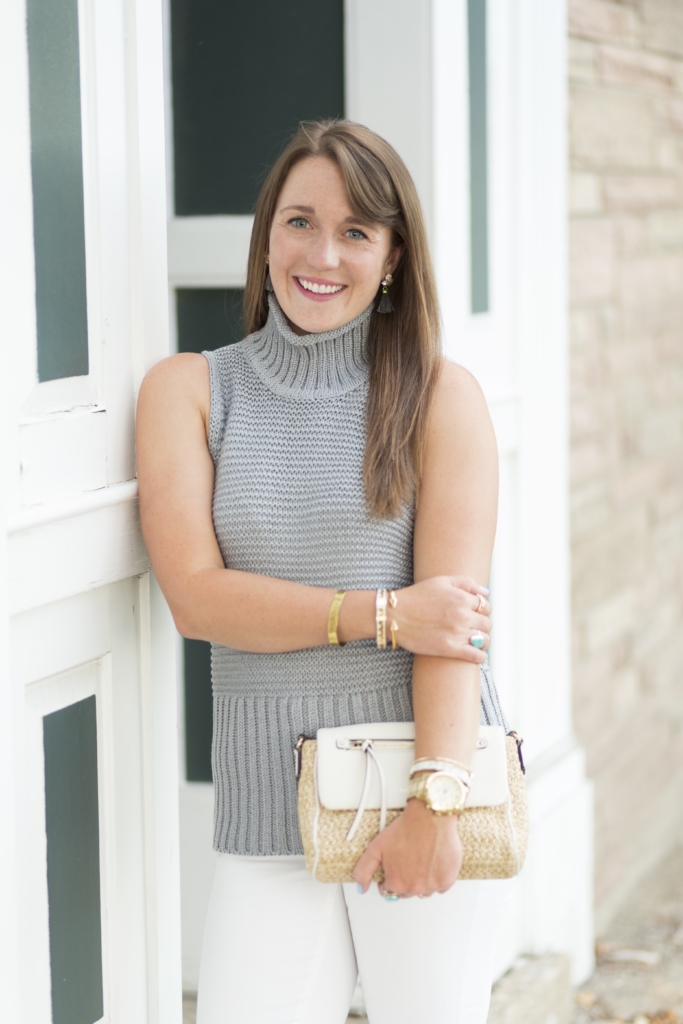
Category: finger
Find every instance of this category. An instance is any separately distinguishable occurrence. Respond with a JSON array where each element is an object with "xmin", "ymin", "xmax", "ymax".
[
  {"xmin": 462, "ymin": 634, "xmax": 490, "ymax": 653},
  {"xmin": 470, "ymin": 593, "xmax": 491, "ymax": 615},
  {"xmin": 457, "ymin": 577, "xmax": 490, "ymax": 597},
  {"xmin": 353, "ymin": 840, "xmax": 383, "ymax": 893},
  {"xmin": 471, "ymin": 614, "xmax": 491, "ymax": 638},
  {"xmin": 472, "ymin": 612, "xmax": 492, "ymax": 631},
  {"xmin": 454, "ymin": 576, "xmax": 481, "ymax": 596},
  {"xmin": 451, "ymin": 644, "xmax": 488, "ymax": 664}
]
